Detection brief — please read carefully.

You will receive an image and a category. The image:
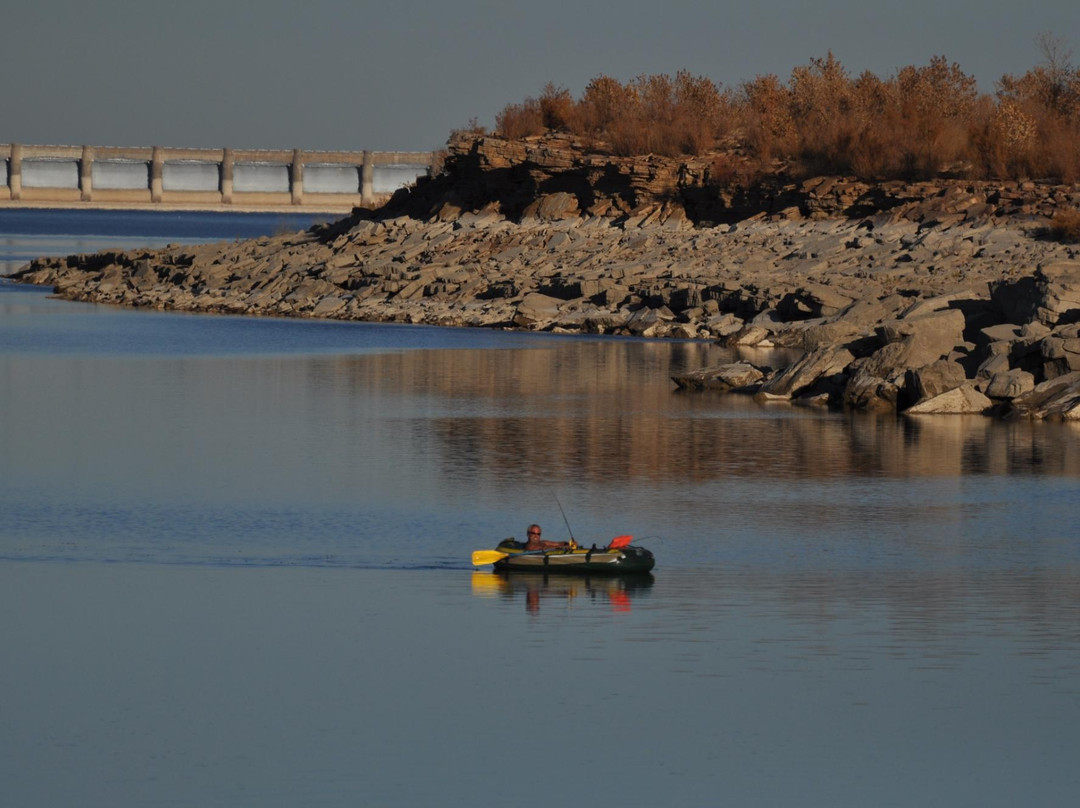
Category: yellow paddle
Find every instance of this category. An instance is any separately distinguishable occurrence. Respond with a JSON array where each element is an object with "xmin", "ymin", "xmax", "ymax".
[{"xmin": 472, "ymin": 550, "xmax": 509, "ymax": 566}]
